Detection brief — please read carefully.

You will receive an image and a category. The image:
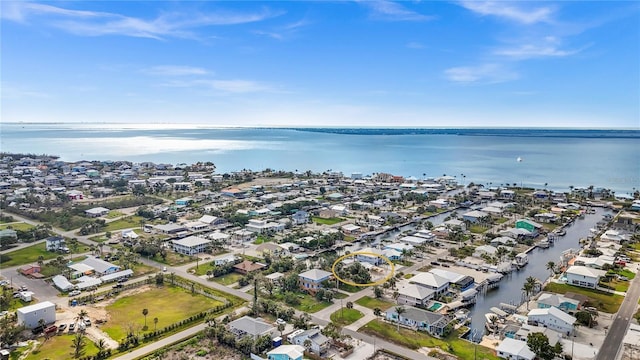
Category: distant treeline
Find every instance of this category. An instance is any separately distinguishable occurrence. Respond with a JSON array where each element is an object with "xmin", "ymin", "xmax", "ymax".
[
  {"xmin": 0, "ymin": 152, "xmax": 59, "ymax": 160},
  {"xmin": 287, "ymin": 128, "xmax": 640, "ymax": 138}
]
